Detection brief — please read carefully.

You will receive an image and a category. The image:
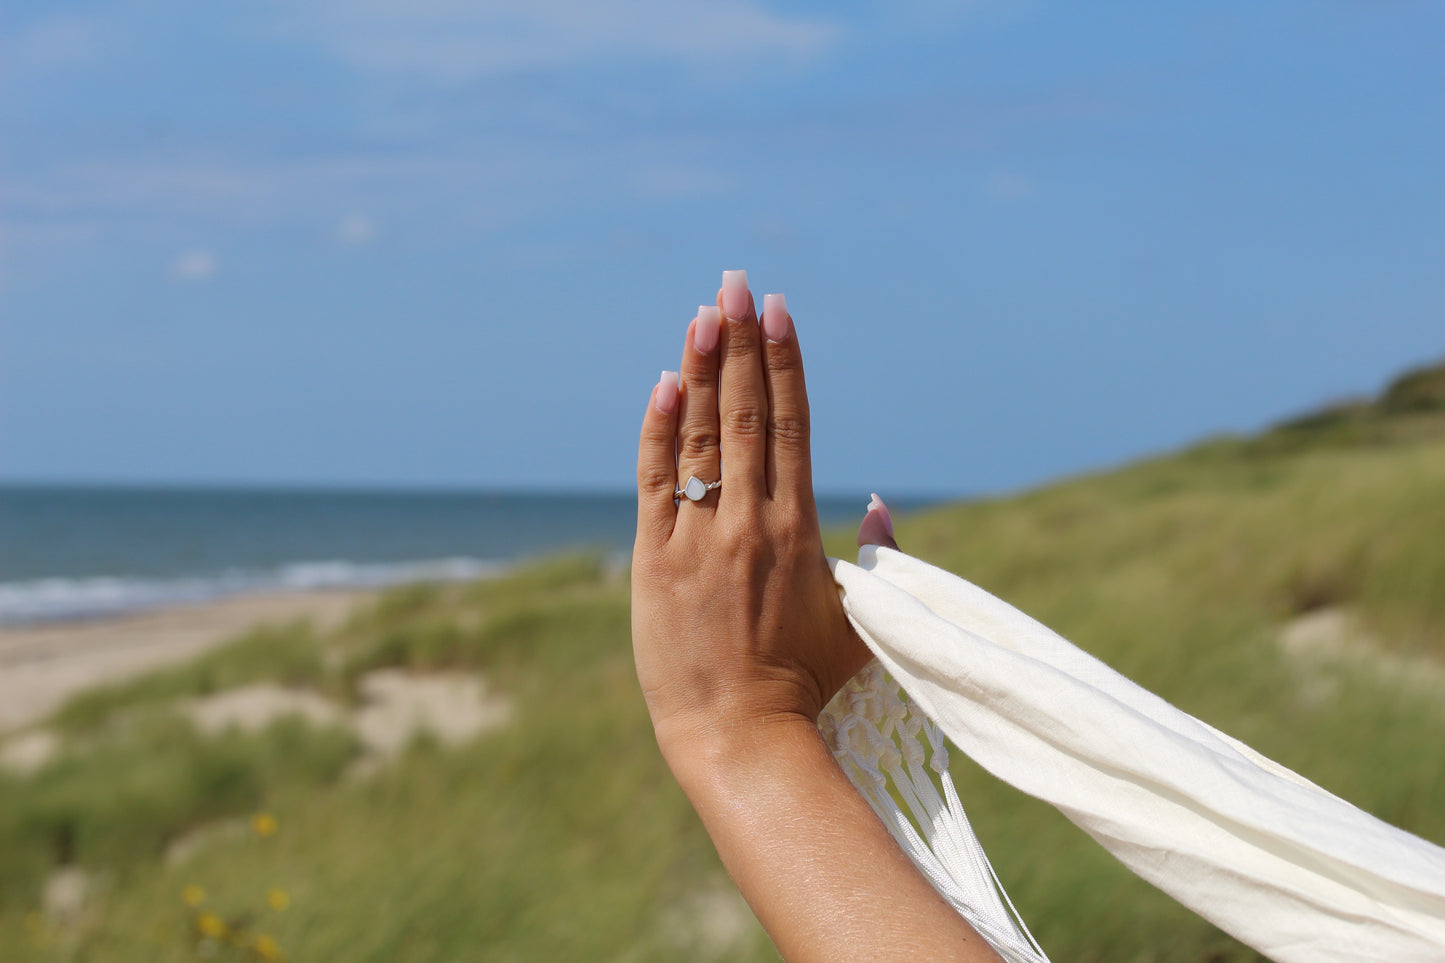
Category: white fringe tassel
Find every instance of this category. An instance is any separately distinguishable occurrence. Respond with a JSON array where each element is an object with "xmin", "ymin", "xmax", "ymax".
[{"xmin": 819, "ymin": 661, "xmax": 1050, "ymax": 963}]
